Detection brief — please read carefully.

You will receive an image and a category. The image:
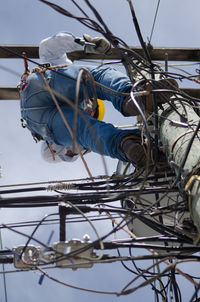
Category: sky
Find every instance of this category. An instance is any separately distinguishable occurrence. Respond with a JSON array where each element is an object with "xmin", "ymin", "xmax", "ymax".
[{"xmin": 0, "ymin": 0, "xmax": 200, "ymax": 301}]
